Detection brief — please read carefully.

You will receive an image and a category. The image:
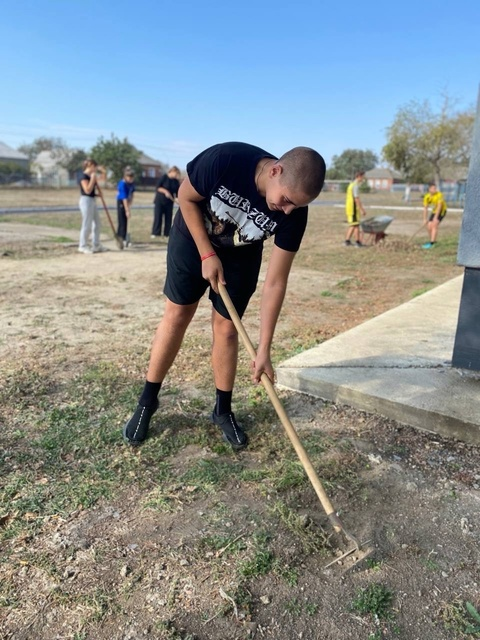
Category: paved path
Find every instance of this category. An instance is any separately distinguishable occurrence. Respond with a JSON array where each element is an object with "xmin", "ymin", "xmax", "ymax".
[{"xmin": 277, "ymin": 276, "xmax": 480, "ymax": 445}]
